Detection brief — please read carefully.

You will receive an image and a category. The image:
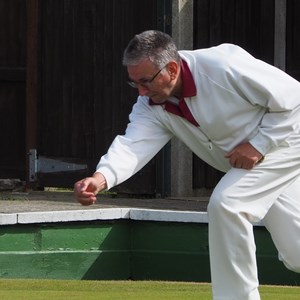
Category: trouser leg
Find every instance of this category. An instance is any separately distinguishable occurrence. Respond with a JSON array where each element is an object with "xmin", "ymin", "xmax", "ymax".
[
  {"xmin": 207, "ymin": 144, "xmax": 300, "ymax": 300},
  {"xmin": 263, "ymin": 175, "xmax": 300, "ymax": 272}
]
